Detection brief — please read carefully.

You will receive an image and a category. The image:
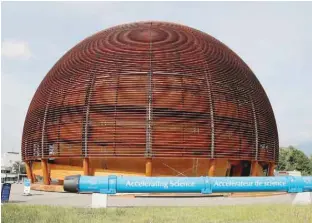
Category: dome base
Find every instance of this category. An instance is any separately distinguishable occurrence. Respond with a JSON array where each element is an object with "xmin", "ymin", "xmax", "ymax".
[{"xmin": 26, "ymin": 157, "xmax": 276, "ymax": 187}]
